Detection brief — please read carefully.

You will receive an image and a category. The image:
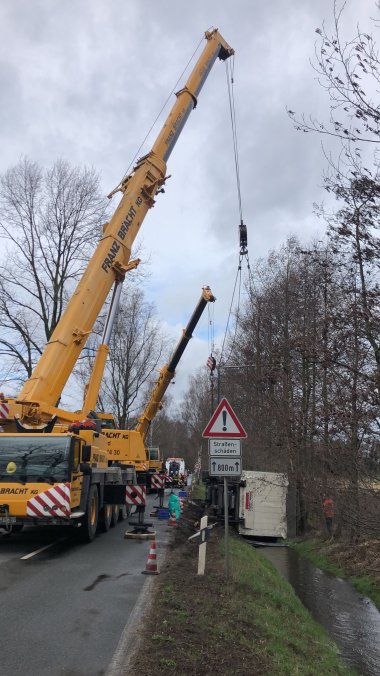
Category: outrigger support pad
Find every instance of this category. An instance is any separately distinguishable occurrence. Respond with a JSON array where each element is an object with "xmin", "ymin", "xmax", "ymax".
[{"xmin": 124, "ymin": 505, "xmax": 156, "ymax": 540}]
